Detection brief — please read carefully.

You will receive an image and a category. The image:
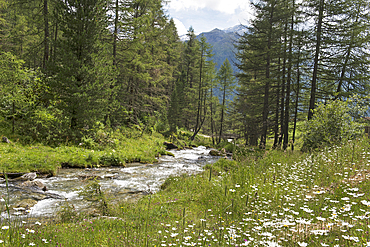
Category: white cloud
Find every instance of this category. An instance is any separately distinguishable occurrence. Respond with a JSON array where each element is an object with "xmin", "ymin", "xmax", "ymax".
[
  {"xmin": 169, "ymin": 0, "xmax": 249, "ymax": 15},
  {"xmin": 172, "ymin": 18, "xmax": 188, "ymax": 36}
]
